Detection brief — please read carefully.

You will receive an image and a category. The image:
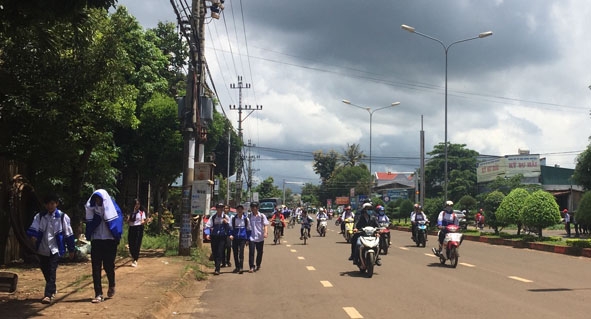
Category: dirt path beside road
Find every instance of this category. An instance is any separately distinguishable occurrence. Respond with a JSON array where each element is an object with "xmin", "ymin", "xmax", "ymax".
[{"xmin": 0, "ymin": 250, "xmax": 209, "ymax": 318}]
